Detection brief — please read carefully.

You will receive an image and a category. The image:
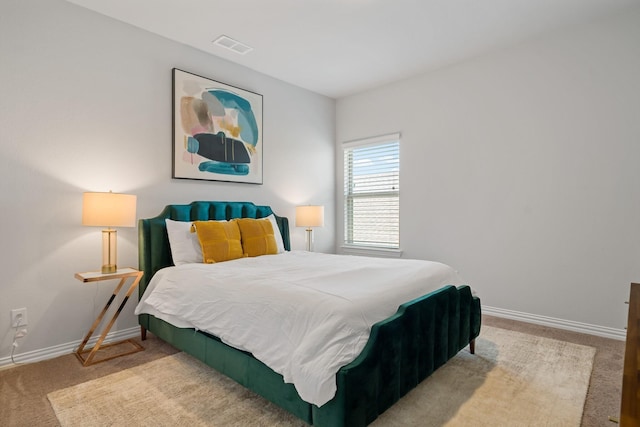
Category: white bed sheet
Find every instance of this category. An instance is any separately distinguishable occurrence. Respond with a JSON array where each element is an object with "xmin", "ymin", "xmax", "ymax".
[{"xmin": 135, "ymin": 251, "xmax": 466, "ymax": 406}]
